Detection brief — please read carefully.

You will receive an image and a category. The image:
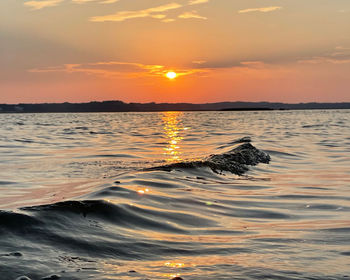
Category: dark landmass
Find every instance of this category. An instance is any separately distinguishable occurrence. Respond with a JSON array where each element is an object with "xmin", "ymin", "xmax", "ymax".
[
  {"xmin": 221, "ymin": 107, "xmax": 274, "ymax": 111},
  {"xmin": 0, "ymin": 100, "xmax": 349, "ymax": 113}
]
